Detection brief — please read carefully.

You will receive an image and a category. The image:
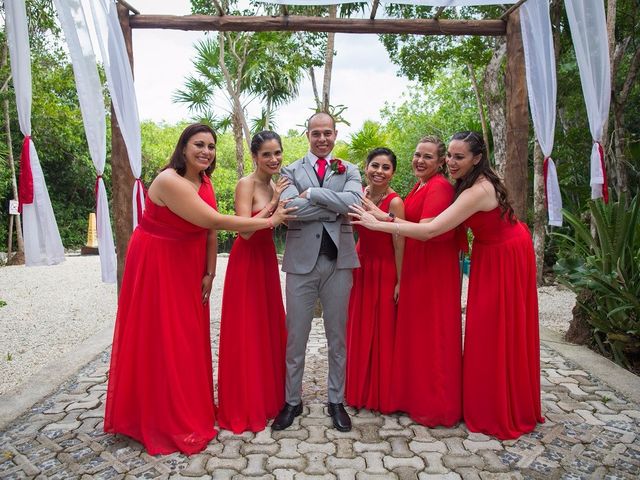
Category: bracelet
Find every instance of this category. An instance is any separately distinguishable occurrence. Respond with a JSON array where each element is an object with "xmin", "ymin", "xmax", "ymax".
[
  {"xmin": 266, "ymin": 203, "xmax": 276, "ymax": 216},
  {"xmin": 267, "ymin": 217, "xmax": 274, "ymax": 229},
  {"xmin": 395, "ymin": 223, "xmax": 400, "ymax": 236},
  {"xmin": 205, "ymin": 271, "xmax": 215, "ymax": 278}
]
